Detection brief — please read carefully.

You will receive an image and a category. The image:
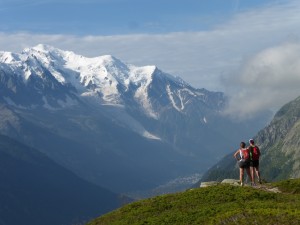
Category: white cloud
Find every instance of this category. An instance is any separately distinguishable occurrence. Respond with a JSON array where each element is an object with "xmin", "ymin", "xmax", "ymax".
[{"xmin": 223, "ymin": 42, "xmax": 300, "ymax": 118}]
